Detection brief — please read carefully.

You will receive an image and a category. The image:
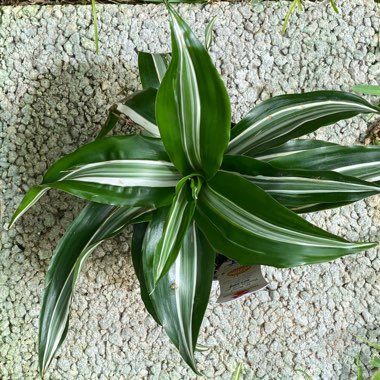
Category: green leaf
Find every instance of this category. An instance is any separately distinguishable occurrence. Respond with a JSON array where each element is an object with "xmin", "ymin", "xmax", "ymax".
[
  {"xmin": 329, "ymin": 0, "xmax": 339, "ymax": 13},
  {"xmin": 96, "ymin": 107, "xmax": 120, "ymax": 140},
  {"xmin": 10, "ymin": 186, "xmax": 49, "ymax": 228},
  {"xmin": 204, "ymin": 16, "xmax": 217, "ymax": 51},
  {"xmin": 131, "ymin": 223, "xmax": 161, "ymax": 325},
  {"xmin": 356, "ymin": 353, "xmax": 363, "ymax": 380},
  {"xmin": 281, "ymin": 0, "xmax": 300, "ymax": 34},
  {"xmin": 295, "ymin": 369, "xmax": 313, "ymax": 380},
  {"xmin": 228, "ymin": 91, "xmax": 379, "ymax": 155},
  {"xmin": 39, "ymin": 203, "xmax": 150, "ymax": 374},
  {"xmin": 269, "ymin": 144, "xmax": 380, "ymax": 183},
  {"xmin": 10, "ymin": 136, "xmax": 180, "ymax": 227},
  {"xmin": 247, "ymin": 139, "xmax": 337, "ymax": 160},
  {"xmin": 115, "ymin": 88, "xmax": 160, "ymax": 137},
  {"xmin": 231, "ymin": 362, "xmax": 243, "ymax": 380},
  {"xmin": 370, "ymin": 357, "xmax": 380, "ymax": 368},
  {"xmin": 97, "ymin": 88, "xmax": 160, "ymax": 139},
  {"xmin": 153, "ymin": 178, "xmax": 199, "ymax": 283},
  {"xmin": 221, "ymin": 155, "xmax": 380, "ymax": 213},
  {"xmin": 142, "ymin": 213, "xmax": 215, "ymax": 373},
  {"xmin": 373, "ymin": 370, "xmax": 380, "ymax": 380},
  {"xmin": 353, "ymin": 84, "xmax": 380, "ymax": 96},
  {"xmin": 356, "ymin": 336, "xmax": 380, "ymax": 351},
  {"xmin": 138, "ymin": 51, "xmax": 169, "ymax": 90},
  {"xmin": 195, "ymin": 172, "xmax": 376, "ymax": 268},
  {"xmin": 91, "ymin": 0, "xmax": 99, "ymax": 54},
  {"xmin": 156, "ymin": 4, "xmax": 231, "ymax": 179}
]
